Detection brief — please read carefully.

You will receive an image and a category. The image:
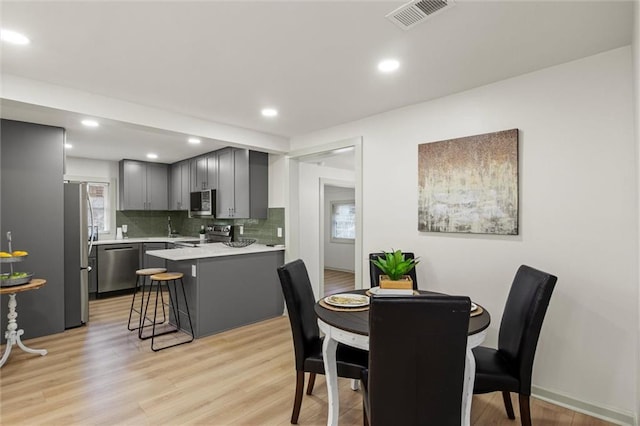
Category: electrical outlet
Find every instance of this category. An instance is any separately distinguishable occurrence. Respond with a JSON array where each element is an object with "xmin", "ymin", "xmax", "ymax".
[
  {"xmin": 191, "ymin": 264, "xmax": 196, "ymax": 277},
  {"xmin": 239, "ymin": 225, "xmax": 244, "ymax": 235},
  {"xmin": 277, "ymin": 227, "xmax": 283, "ymax": 238}
]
